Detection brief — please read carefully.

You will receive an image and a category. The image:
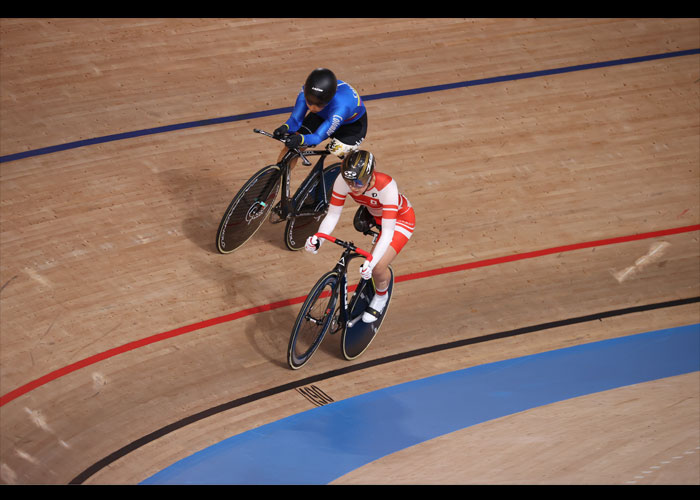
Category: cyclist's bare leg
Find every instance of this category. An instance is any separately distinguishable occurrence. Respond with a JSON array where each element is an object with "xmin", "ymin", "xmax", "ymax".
[
  {"xmin": 277, "ymin": 145, "xmax": 307, "ymax": 172},
  {"xmin": 361, "ymin": 246, "xmax": 395, "ymax": 323},
  {"xmin": 370, "ymin": 246, "xmax": 396, "ymax": 292}
]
